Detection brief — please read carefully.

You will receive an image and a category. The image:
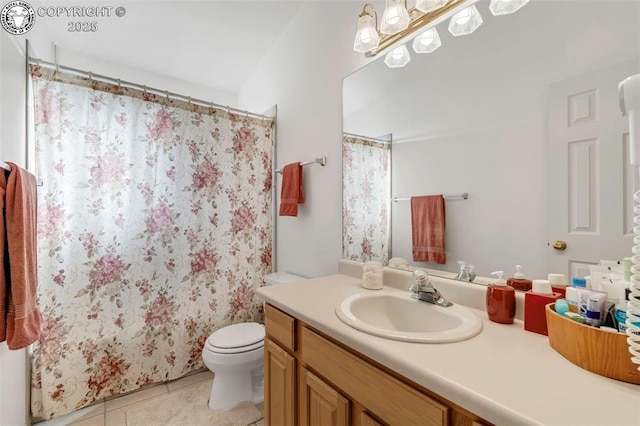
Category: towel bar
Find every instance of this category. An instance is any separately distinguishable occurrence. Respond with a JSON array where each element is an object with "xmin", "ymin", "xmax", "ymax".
[{"xmin": 275, "ymin": 157, "xmax": 327, "ymax": 174}]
